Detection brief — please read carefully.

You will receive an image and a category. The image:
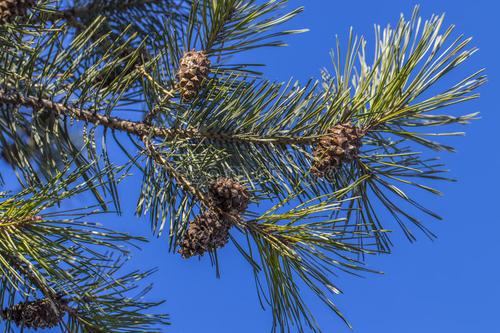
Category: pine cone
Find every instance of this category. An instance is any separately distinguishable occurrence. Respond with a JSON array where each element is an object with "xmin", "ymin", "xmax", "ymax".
[
  {"xmin": 0, "ymin": 0, "xmax": 36, "ymax": 24},
  {"xmin": 179, "ymin": 210, "xmax": 231, "ymax": 259},
  {"xmin": 1, "ymin": 297, "xmax": 67, "ymax": 329},
  {"xmin": 209, "ymin": 178, "xmax": 249, "ymax": 214},
  {"xmin": 311, "ymin": 123, "xmax": 363, "ymax": 177},
  {"xmin": 177, "ymin": 50, "xmax": 210, "ymax": 101}
]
